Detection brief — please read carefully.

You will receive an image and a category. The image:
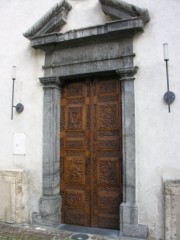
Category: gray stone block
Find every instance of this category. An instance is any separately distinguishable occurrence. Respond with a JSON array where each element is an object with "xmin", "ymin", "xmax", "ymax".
[
  {"xmin": 164, "ymin": 180, "xmax": 180, "ymax": 240},
  {"xmin": 32, "ymin": 195, "xmax": 62, "ymax": 227},
  {"xmin": 120, "ymin": 203, "xmax": 138, "ymax": 226},
  {"xmin": 122, "ymin": 223, "xmax": 148, "ymax": 239}
]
